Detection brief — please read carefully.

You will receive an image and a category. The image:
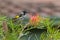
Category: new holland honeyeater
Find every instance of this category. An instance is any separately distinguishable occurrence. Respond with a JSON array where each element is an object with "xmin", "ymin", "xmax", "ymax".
[{"xmin": 12, "ymin": 10, "xmax": 29, "ymax": 22}]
